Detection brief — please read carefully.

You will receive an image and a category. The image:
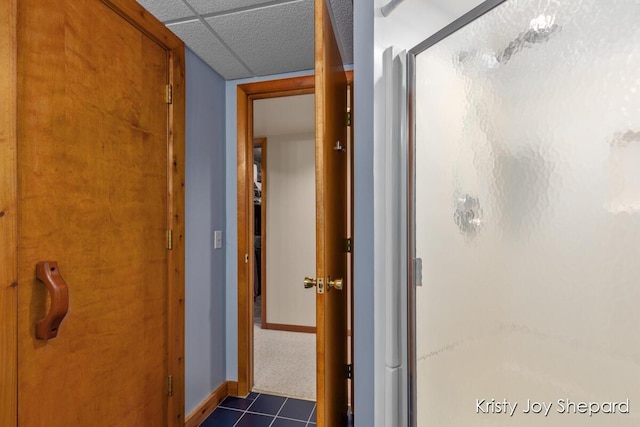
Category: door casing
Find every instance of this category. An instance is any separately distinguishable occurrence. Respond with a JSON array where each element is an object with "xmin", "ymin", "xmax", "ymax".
[{"xmin": 236, "ymin": 75, "xmax": 316, "ymax": 397}]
